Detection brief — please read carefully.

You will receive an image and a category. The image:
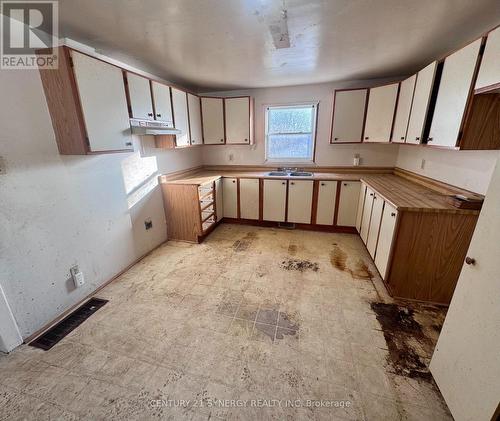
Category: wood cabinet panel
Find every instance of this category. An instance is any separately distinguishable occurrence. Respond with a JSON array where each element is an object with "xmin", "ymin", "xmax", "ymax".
[
  {"xmin": 223, "ymin": 178, "xmax": 238, "ymax": 218},
  {"xmin": 364, "ymin": 83, "xmax": 399, "ymax": 143},
  {"xmin": 171, "ymin": 88, "xmax": 190, "ymax": 147},
  {"xmin": 316, "ymin": 181, "xmax": 338, "ymax": 225},
  {"xmin": 201, "ymin": 97, "xmax": 225, "ymax": 144},
  {"xmin": 337, "ymin": 181, "xmax": 361, "ymax": 227},
  {"xmin": 475, "ymin": 27, "xmax": 500, "ymax": 91},
  {"xmin": 287, "ymin": 180, "xmax": 314, "ymax": 224},
  {"xmin": 151, "ymin": 81, "xmax": 173, "ymax": 124},
  {"xmin": 360, "ymin": 187, "xmax": 374, "ymax": 244},
  {"xmin": 225, "ymin": 97, "xmax": 250, "ymax": 144},
  {"xmin": 187, "ymin": 93, "xmax": 203, "ymax": 145},
  {"xmin": 355, "ymin": 183, "xmax": 366, "ymax": 233},
  {"xmin": 239, "ymin": 178, "xmax": 259, "ymax": 220},
  {"xmin": 366, "ymin": 194, "xmax": 384, "ymax": 258},
  {"xmin": 428, "ymin": 39, "xmax": 481, "ymax": 147},
  {"xmin": 263, "ymin": 179, "xmax": 287, "ymax": 222},
  {"xmin": 406, "ymin": 61, "xmax": 438, "ymax": 144},
  {"xmin": 127, "ymin": 72, "xmax": 154, "ymax": 120},
  {"xmin": 71, "ymin": 51, "xmax": 132, "ymax": 152},
  {"xmin": 374, "ymin": 203, "xmax": 398, "ymax": 279},
  {"xmin": 392, "ymin": 75, "xmax": 416, "ymax": 143},
  {"xmin": 331, "ymin": 89, "xmax": 367, "ymax": 143}
]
